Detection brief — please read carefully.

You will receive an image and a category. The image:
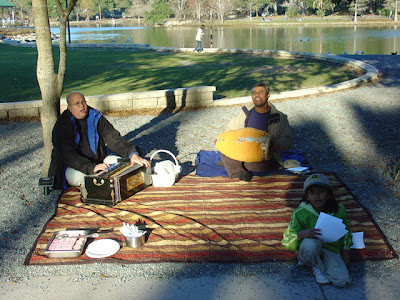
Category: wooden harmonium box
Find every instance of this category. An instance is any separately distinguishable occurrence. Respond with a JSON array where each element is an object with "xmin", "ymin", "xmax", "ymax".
[{"xmin": 83, "ymin": 162, "xmax": 152, "ymax": 206}]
